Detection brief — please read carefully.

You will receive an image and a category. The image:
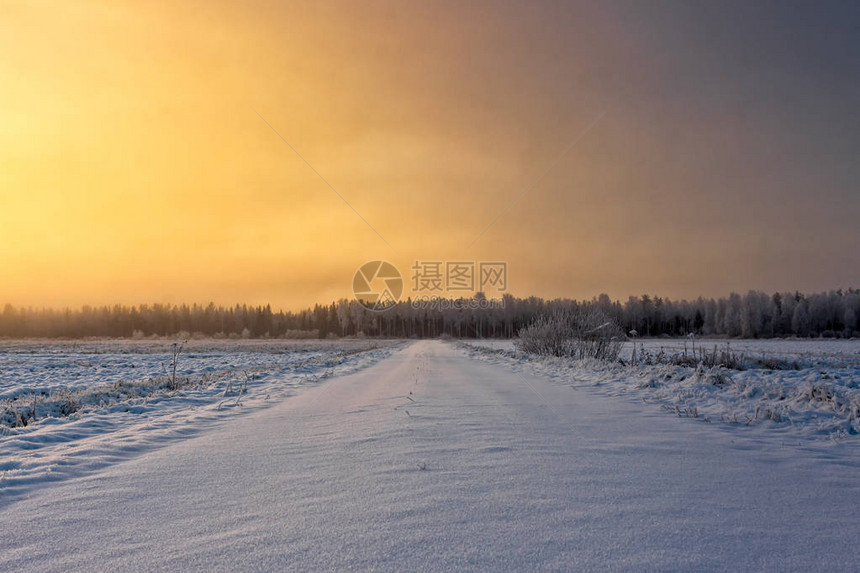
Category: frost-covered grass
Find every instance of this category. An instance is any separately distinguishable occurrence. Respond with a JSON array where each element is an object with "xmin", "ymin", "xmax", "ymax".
[
  {"xmin": 467, "ymin": 337, "xmax": 860, "ymax": 368},
  {"xmin": 628, "ymin": 342, "xmax": 802, "ymax": 370},
  {"xmin": 460, "ymin": 339, "xmax": 860, "ymax": 440},
  {"xmin": 0, "ymin": 339, "xmax": 404, "ymax": 500},
  {"xmin": 631, "ymin": 338, "xmax": 860, "ymax": 368}
]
